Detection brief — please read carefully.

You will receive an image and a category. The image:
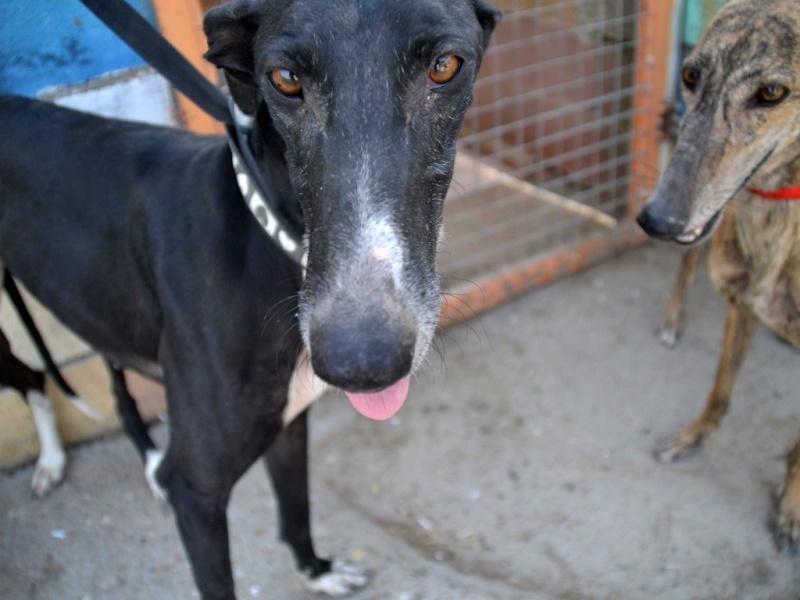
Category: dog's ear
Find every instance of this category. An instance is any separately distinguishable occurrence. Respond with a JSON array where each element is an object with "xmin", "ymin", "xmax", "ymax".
[
  {"xmin": 474, "ymin": 1, "xmax": 503, "ymax": 50},
  {"xmin": 204, "ymin": 0, "xmax": 263, "ymax": 114}
]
